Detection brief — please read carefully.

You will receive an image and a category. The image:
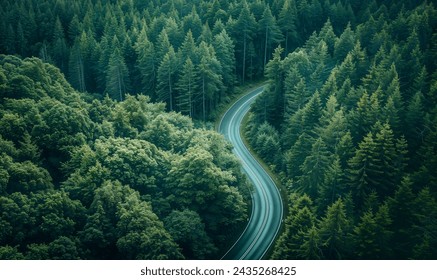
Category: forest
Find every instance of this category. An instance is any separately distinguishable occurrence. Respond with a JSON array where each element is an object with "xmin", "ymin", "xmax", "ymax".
[{"xmin": 1, "ymin": 0, "xmax": 436, "ymax": 259}]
